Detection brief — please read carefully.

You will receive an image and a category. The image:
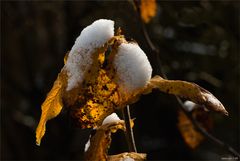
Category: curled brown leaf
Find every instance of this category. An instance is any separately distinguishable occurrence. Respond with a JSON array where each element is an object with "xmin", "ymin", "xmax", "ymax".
[
  {"xmin": 108, "ymin": 152, "xmax": 146, "ymax": 161},
  {"xmin": 177, "ymin": 106, "xmax": 213, "ymax": 149},
  {"xmin": 147, "ymin": 75, "xmax": 228, "ymax": 115},
  {"xmin": 84, "ymin": 120, "xmax": 135, "ymax": 161},
  {"xmin": 178, "ymin": 109, "xmax": 204, "ymax": 149}
]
